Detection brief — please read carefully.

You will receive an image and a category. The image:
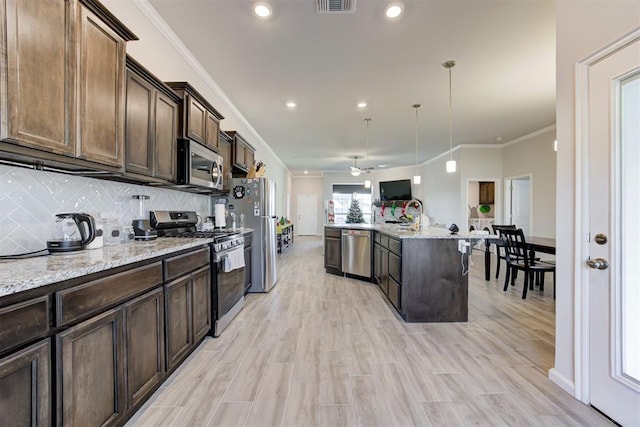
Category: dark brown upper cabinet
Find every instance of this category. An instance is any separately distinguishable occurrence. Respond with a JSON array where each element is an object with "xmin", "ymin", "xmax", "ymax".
[
  {"xmin": 0, "ymin": 0, "xmax": 137, "ymax": 169},
  {"xmin": 479, "ymin": 181, "xmax": 495, "ymax": 205},
  {"xmin": 226, "ymin": 131, "xmax": 255, "ymax": 174},
  {"xmin": 125, "ymin": 56, "xmax": 180, "ymax": 182},
  {"xmin": 165, "ymin": 82, "xmax": 224, "ymax": 152},
  {"xmin": 219, "ymin": 131, "xmax": 232, "ymax": 191}
]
